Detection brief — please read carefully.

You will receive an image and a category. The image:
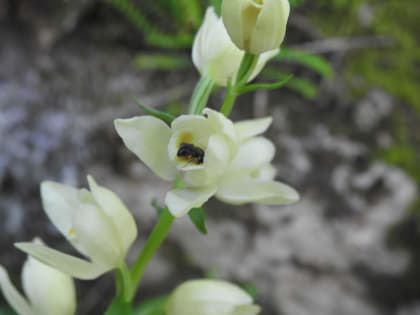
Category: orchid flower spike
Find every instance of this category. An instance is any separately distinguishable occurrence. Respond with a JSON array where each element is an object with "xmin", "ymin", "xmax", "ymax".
[
  {"xmin": 15, "ymin": 176, "xmax": 137, "ymax": 280},
  {"xmin": 115, "ymin": 108, "xmax": 299, "ymax": 218},
  {"xmin": 192, "ymin": 7, "xmax": 279, "ymax": 86},
  {"xmin": 166, "ymin": 279, "xmax": 260, "ymax": 315},
  {"xmin": 0, "ymin": 239, "xmax": 76, "ymax": 315}
]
